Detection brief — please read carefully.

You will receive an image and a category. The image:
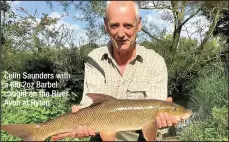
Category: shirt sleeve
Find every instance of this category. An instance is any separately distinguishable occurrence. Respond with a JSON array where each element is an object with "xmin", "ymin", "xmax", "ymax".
[
  {"xmin": 80, "ymin": 58, "xmax": 107, "ymax": 108},
  {"xmin": 147, "ymin": 57, "xmax": 168, "ymax": 101}
]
